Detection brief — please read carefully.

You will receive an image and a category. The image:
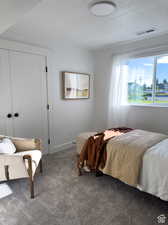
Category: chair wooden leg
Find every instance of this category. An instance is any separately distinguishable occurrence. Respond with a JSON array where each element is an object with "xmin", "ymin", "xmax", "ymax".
[
  {"xmin": 23, "ymin": 155, "xmax": 35, "ymax": 199},
  {"xmin": 39, "ymin": 159, "xmax": 43, "ymax": 174},
  {"xmin": 30, "ymin": 178, "xmax": 34, "ymax": 199}
]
